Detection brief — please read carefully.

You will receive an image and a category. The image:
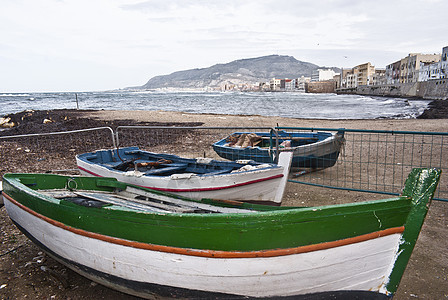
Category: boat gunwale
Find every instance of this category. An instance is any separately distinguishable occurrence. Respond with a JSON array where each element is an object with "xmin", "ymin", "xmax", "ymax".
[
  {"xmin": 76, "ymin": 146, "xmax": 282, "ymax": 178},
  {"xmin": 78, "ymin": 160, "xmax": 283, "ymax": 177},
  {"xmin": 76, "ymin": 164, "xmax": 285, "ymax": 193},
  {"xmin": 2, "ymin": 173, "xmax": 413, "ymax": 219},
  {"xmin": 1, "ymin": 172, "xmax": 420, "ymax": 255},
  {"xmin": 213, "ymin": 131, "xmax": 338, "ymax": 150}
]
